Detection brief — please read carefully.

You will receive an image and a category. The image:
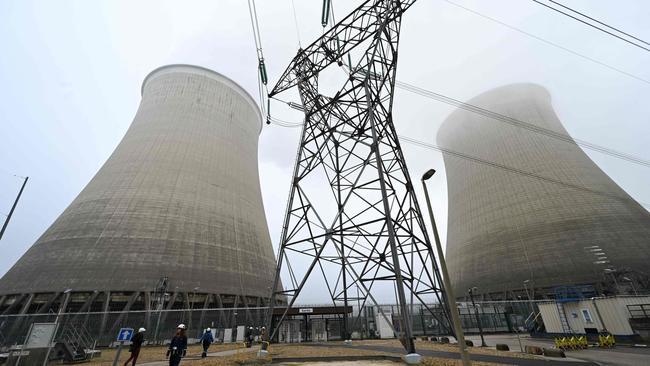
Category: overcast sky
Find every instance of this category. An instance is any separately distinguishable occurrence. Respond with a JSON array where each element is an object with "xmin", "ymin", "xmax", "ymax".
[{"xmin": 0, "ymin": 0, "xmax": 648, "ymax": 304}]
